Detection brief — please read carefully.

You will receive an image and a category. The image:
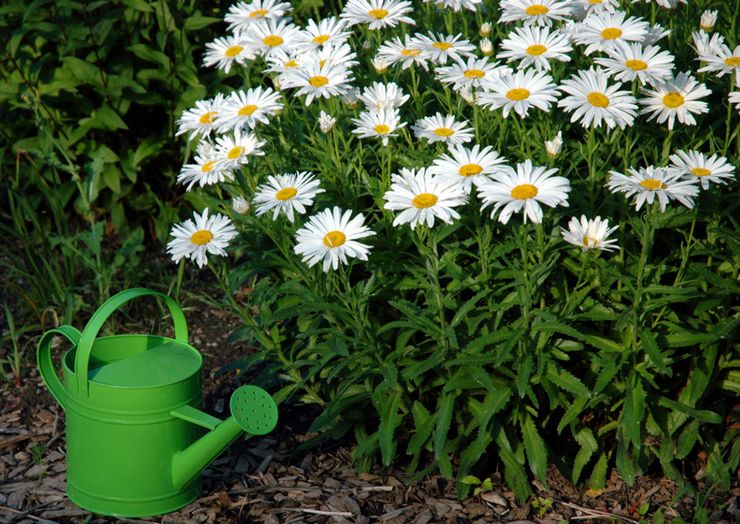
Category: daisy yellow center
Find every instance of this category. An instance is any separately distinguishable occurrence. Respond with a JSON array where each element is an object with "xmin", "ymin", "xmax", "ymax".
[
  {"xmin": 525, "ymin": 4, "xmax": 549, "ymax": 15},
  {"xmin": 433, "ymin": 41, "xmax": 453, "ymax": 50},
  {"xmin": 526, "ymin": 44, "xmax": 547, "ymax": 56},
  {"xmin": 434, "ymin": 127, "xmax": 455, "ymax": 137},
  {"xmin": 690, "ymin": 167, "xmax": 711, "ymax": 177},
  {"xmin": 464, "ymin": 68, "xmax": 485, "ymax": 79},
  {"xmin": 239, "ymin": 104, "xmax": 258, "ymax": 116},
  {"xmin": 724, "ymin": 56, "xmax": 740, "ymax": 67},
  {"xmin": 511, "ymin": 183, "xmax": 538, "ymax": 200},
  {"xmin": 587, "ymin": 92, "xmax": 610, "ymax": 107},
  {"xmin": 583, "ymin": 235, "xmax": 599, "ymax": 247},
  {"xmin": 200, "ymin": 160, "xmax": 217, "ymax": 172},
  {"xmin": 227, "ymin": 146, "xmax": 244, "ymax": 159},
  {"xmin": 700, "ymin": 24, "xmax": 713, "ymax": 31},
  {"xmin": 588, "ymin": 0, "xmax": 602, "ymax": 4},
  {"xmin": 374, "ymin": 124, "xmax": 391, "ymax": 134},
  {"xmin": 285, "ymin": 59, "xmax": 299, "ymax": 68},
  {"xmin": 401, "ymin": 48, "xmax": 421, "ymax": 56},
  {"xmin": 191, "ymin": 230, "xmax": 213, "ymax": 245},
  {"xmin": 275, "ymin": 187, "xmax": 297, "ymax": 200},
  {"xmin": 625, "ymin": 59, "xmax": 648, "ymax": 71},
  {"xmin": 322, "ymin": 230, "xmax": 346, "ymax": 248},
  {"xmin": 600, "ymin": 27, "xmax": 623, "ymax": 40},
  {"xmin": 312, "ymin": 34, "xmax": 330, "ymax": 44},
  {"xmin": 412, "ymin": 193, "xmax": 438, "ymax": 208},
  {"xmin": 224, "ymin": 45, "xmax": 244, "ymax": 58},
  {"xmin": 662, "ymin": 92, "xmax": 685, "ymax": 108},
  {"xmin": 250, "ymin": 8, "xmax": 268, "ymax": 17},
  {"xmin": 639, "ymin": 179, "xmax": 666, "ymax": 190},
  {"xmin": 263, "ymin": 35, "xmax": 284, "ymax": 47},
  {"xmin": 309, "ymin": 75, "xmax": 329, "ymax": 87},
  {"xmin": 199, "ymin": 111, "xmax": 217, "ymax": 124},
  {"xmin": 459, "ymin": 163, "xmax": 483, "ymax": 176},
  {"xmin": 368, "ymin": 8, "xmax": 388, "ymax": 19},
  {"xmin": 506, "ymin": 88, "xmax": 530, "ymax": 101}
]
